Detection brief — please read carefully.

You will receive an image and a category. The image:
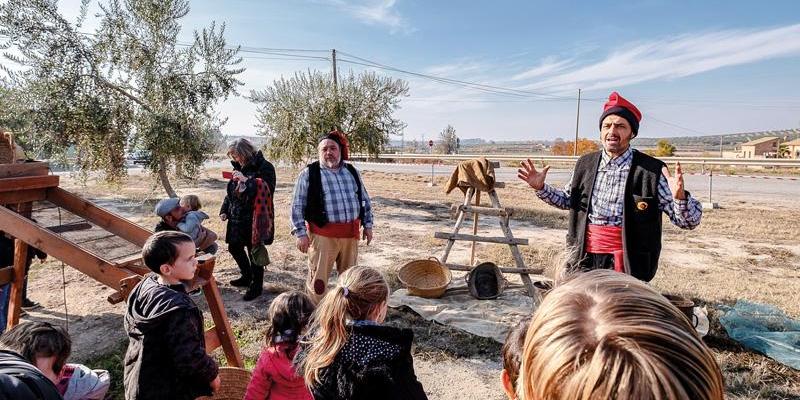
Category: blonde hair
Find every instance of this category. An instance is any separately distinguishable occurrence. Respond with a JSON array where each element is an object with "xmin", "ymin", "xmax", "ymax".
[
  {"xmin": 179, "ymin": 194, "xmax": 201, "ymax": 211},
  {"xmin": 299, "ymin": 266, "xmax": 389, "ymax": 387},
  {"xmin": 227, "ymin": 138, "xmax": 257, "ymax": 165},
  {"xmin": 521, "ymin": 269, "xmax": 724, "ymax": 400}
]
